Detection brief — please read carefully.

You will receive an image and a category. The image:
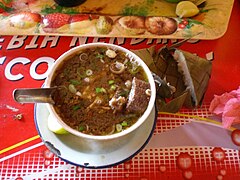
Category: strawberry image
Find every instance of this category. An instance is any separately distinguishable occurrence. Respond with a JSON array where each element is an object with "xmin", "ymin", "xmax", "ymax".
[
  {"xmin": 9, "ymin": 11, "xmax": 41, "ymax": 29},
  {"xmin": 182, "ymin": 170, "xmax": 193, "ymax": 180},
  {"xmin": 176, "ymin": 152, "xmax": 193, "ymax": 170},
  {"xmin": 116, "ymin": 16, "xmax": 146, "ymax": 35},
  {"xmin": 212, "ymin": 147, "xmax": 226, "ymax": 162},
  {"xmin": 70, "ymin": 14, "xmax": 98, "ymax": 23},
  {"xmin": 231, "ymin": 129, "xmax": 240, "ymax": 146},
  {"xmin": 42, "ymin": 13, "xmax": 70, "ymax": 33},
  {"xmin": 69, "ymin": 14, "xmax": 99, "ymax": 34}
]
